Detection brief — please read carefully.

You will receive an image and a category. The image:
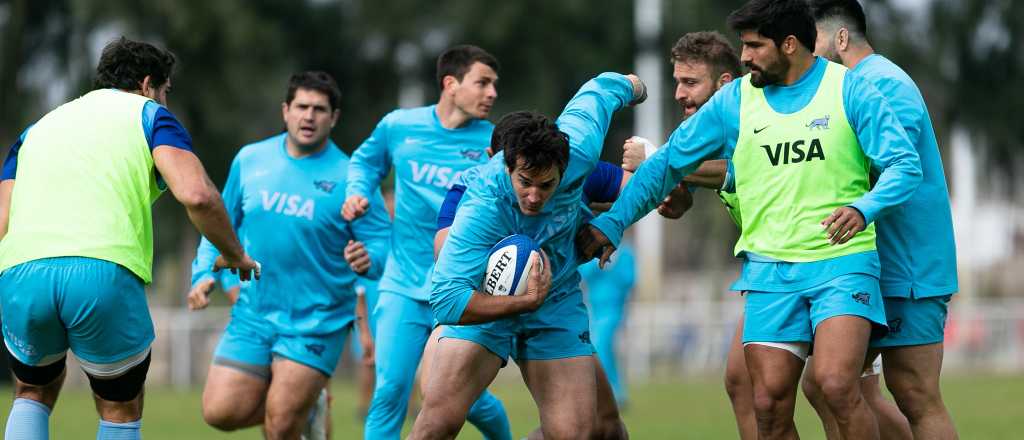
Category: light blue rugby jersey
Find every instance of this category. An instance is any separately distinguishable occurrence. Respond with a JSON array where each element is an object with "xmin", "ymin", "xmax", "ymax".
[
  {"xmin": 192, "ymin": 133, "xmax": 391, "ymax": 335},
  {"xmin": 854, "ymin": 54, "xmax": 957, "ymax": 298},
  {"xmin": 589, "ymin": 57, "xmax": 923, "ymax": 293},
  {"xmin": 430, "ymin": 73, "xmax": 635, "ymax": 325},
  {"xmin": 347, "ymin": 105, "xmax": 492, "ymax": 301}
]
